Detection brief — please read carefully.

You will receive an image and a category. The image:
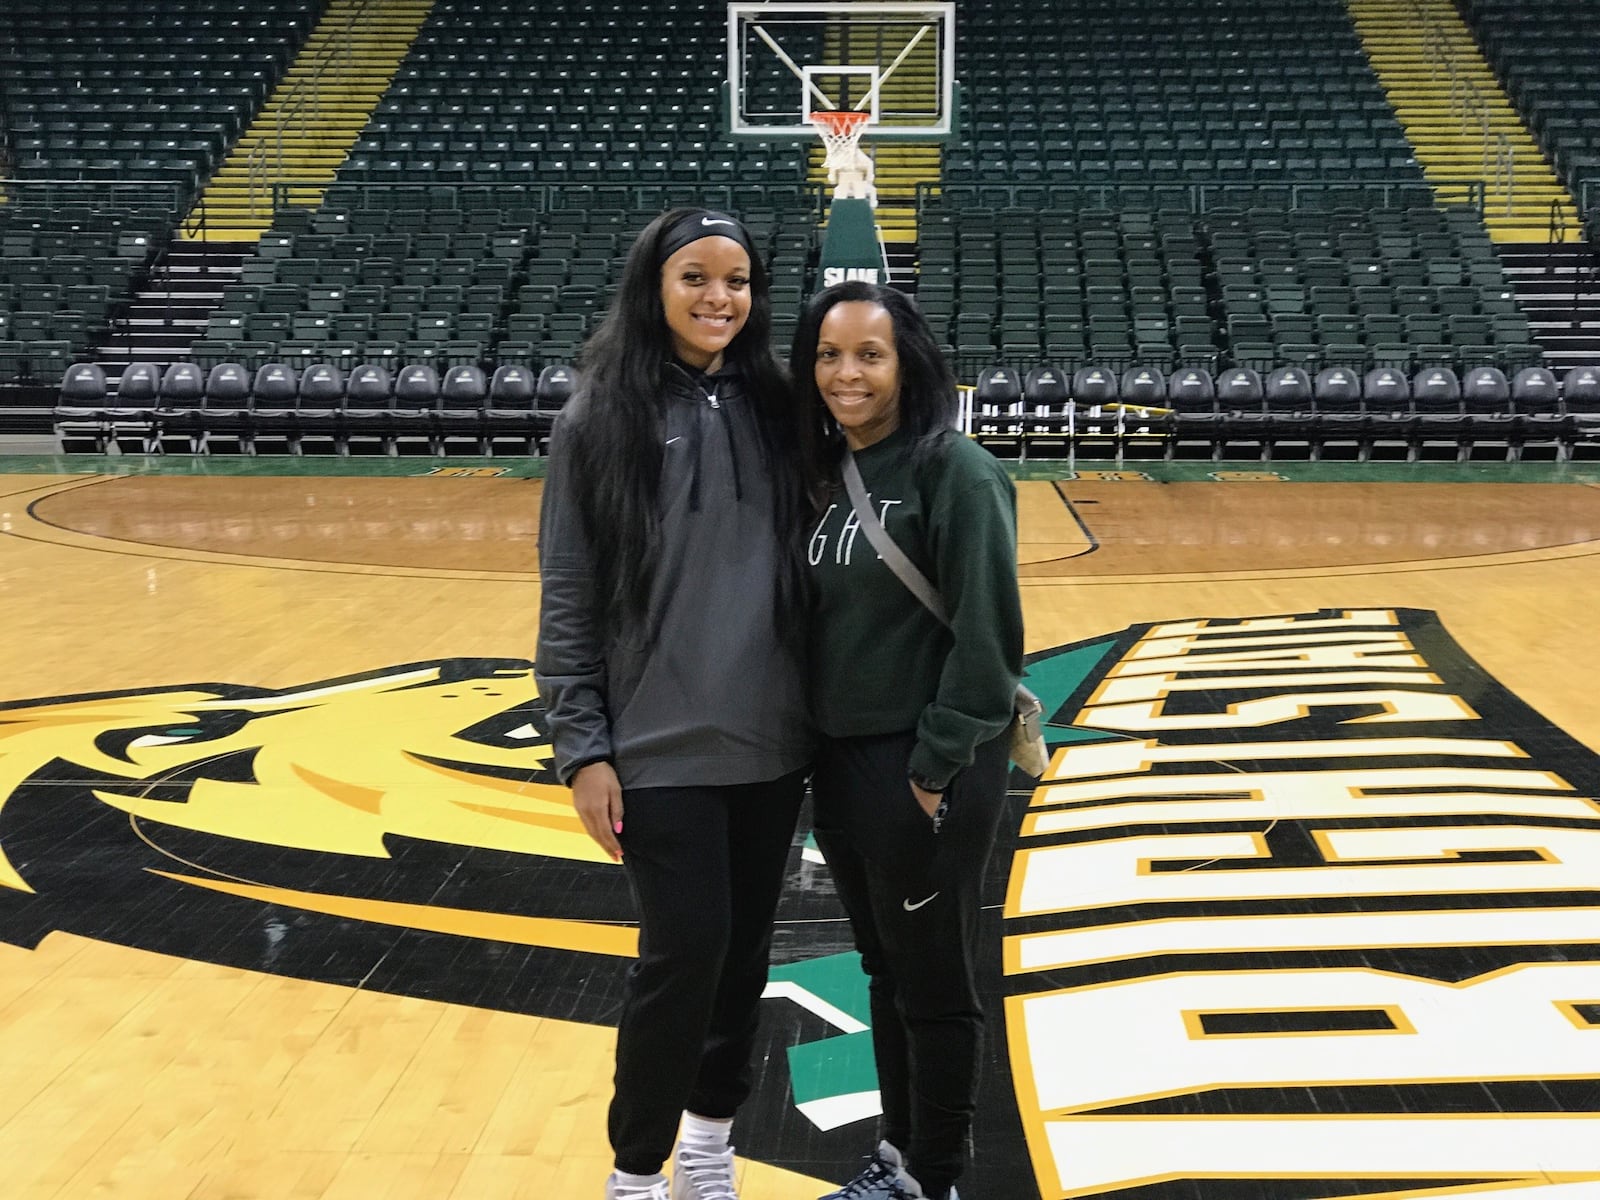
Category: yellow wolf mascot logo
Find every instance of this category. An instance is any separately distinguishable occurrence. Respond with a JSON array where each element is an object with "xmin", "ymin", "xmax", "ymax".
[{"xmin": 0, "ymin": 658, "xmax": 641, "ymax": 1016}]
